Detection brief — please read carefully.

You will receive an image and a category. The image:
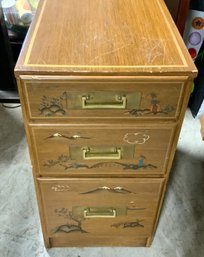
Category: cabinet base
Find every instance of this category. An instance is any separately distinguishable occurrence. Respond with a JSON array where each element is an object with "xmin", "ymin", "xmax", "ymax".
[{"xmin": 47, "ymin": 236, "xmax": 151, "ymax": 247}]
